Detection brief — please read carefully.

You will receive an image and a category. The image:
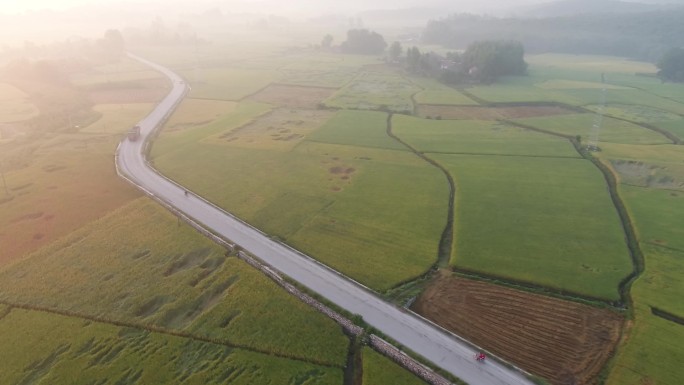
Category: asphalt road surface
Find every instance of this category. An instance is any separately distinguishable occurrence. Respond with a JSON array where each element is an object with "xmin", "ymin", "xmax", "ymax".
[{"xmin": 117, "ymin": 54, "xmax": 535, "ymax": 385}]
